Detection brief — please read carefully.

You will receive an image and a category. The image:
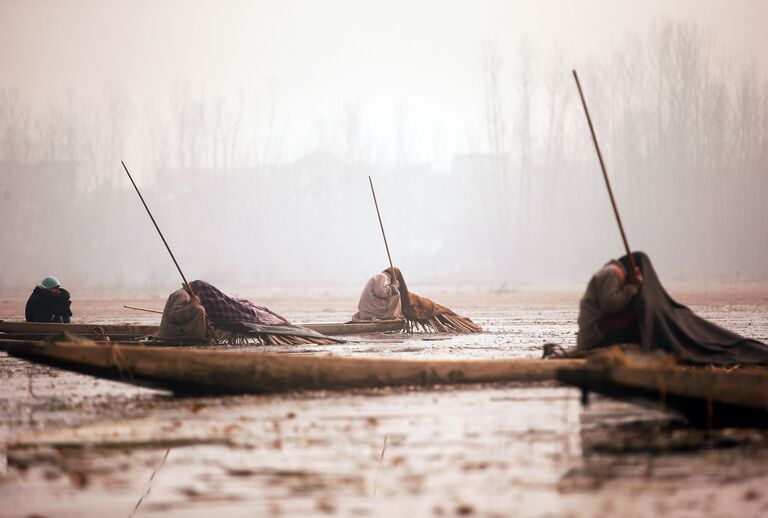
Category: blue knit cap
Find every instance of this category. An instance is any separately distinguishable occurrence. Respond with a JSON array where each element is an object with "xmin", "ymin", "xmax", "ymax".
[{"xmin": 40, "ymin": 276, "xmax": 61, "ymax": 289}]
